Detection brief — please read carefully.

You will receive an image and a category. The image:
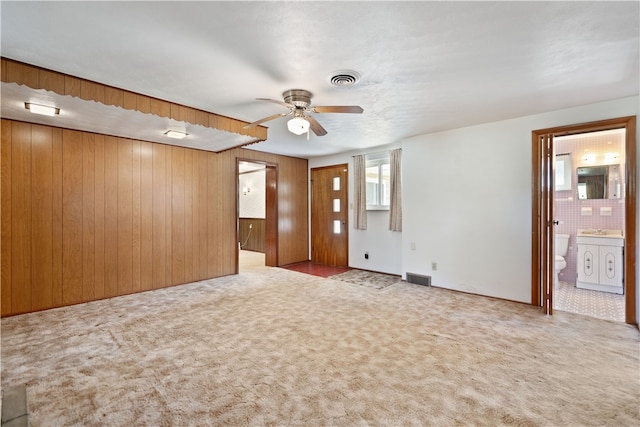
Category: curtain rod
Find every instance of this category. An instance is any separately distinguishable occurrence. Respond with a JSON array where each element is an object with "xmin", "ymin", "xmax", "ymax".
[{"xmin": 352, "ymin": 148, "xmax": 401, "ymax": 158}]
